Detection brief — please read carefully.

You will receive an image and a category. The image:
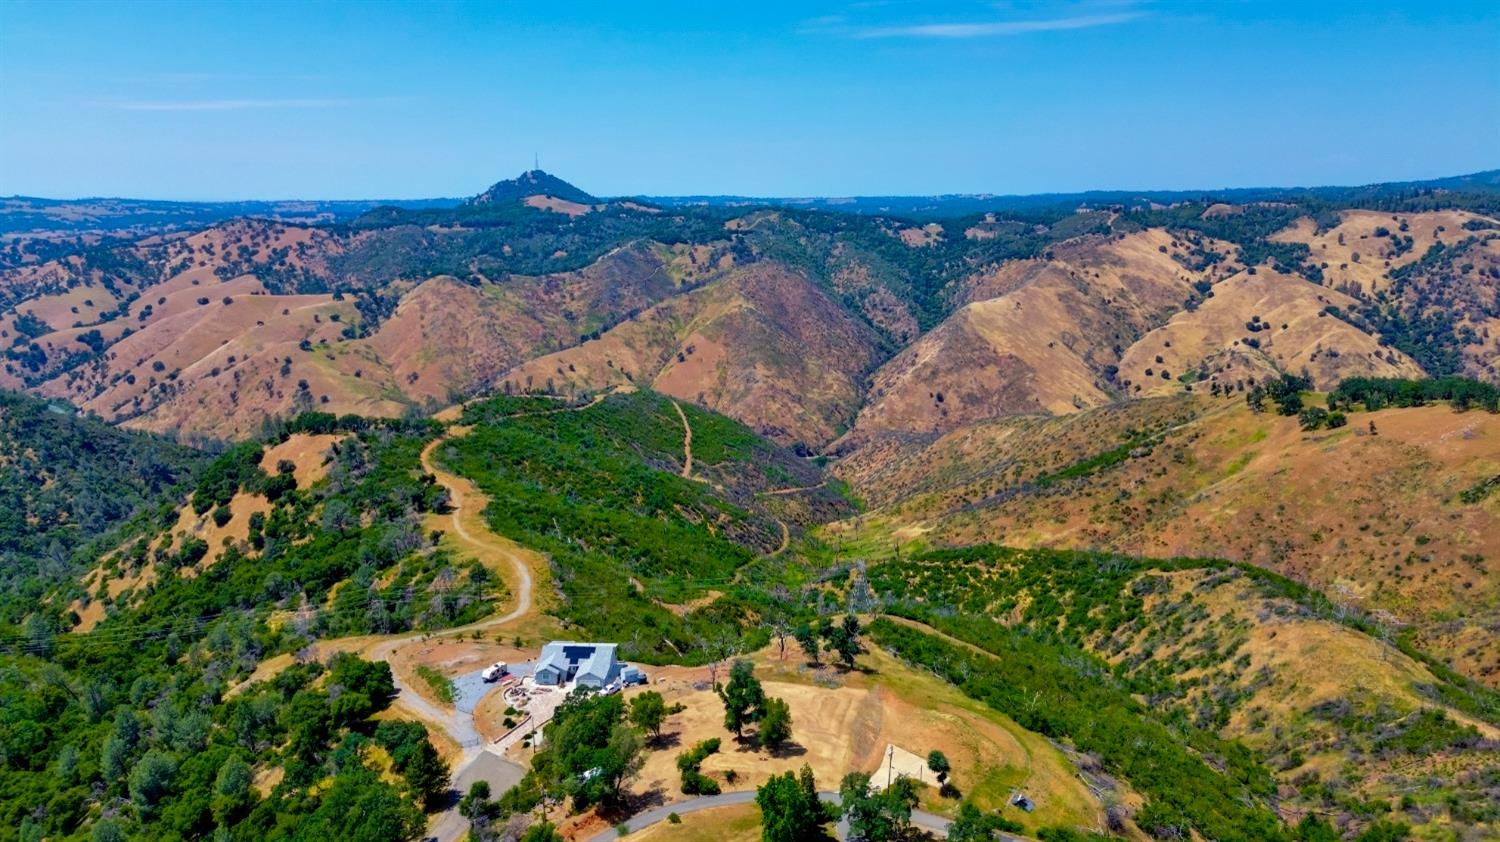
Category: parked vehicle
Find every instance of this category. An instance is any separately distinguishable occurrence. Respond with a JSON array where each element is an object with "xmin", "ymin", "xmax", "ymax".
[{"xmin": 482, "ymin": 661, "xmax": 508, "ymax": 682}]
